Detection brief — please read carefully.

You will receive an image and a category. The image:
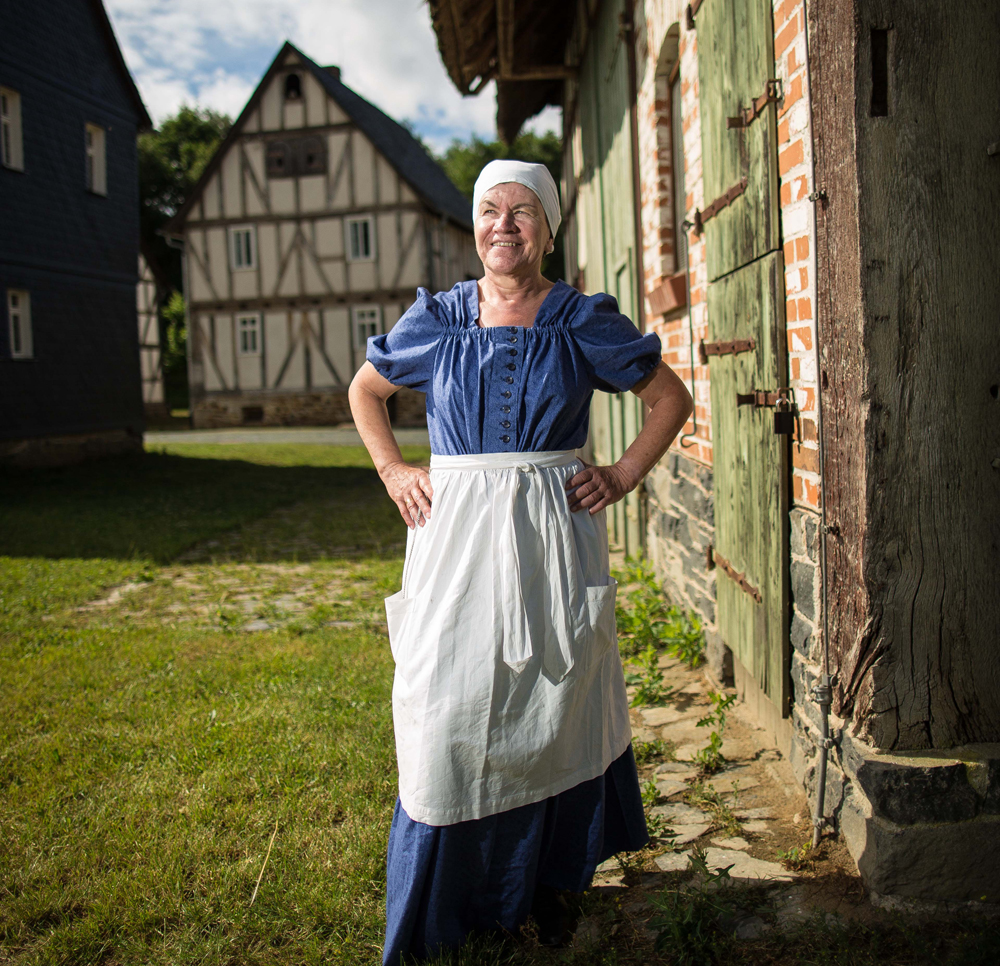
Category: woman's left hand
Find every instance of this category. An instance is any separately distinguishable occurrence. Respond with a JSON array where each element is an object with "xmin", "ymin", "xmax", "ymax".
[{"xmin": 565, "ymin": 461, "xmax": 634, "ymax": 514}]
